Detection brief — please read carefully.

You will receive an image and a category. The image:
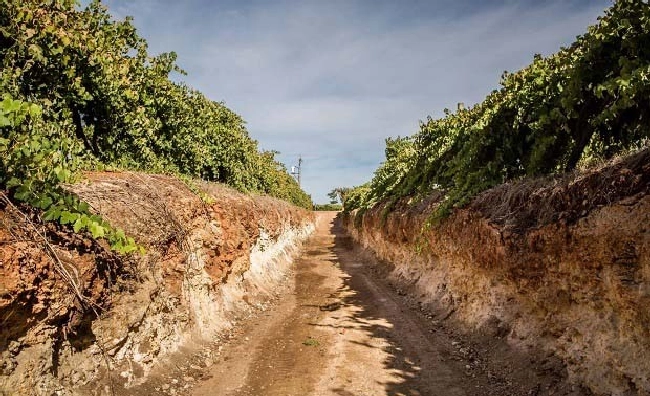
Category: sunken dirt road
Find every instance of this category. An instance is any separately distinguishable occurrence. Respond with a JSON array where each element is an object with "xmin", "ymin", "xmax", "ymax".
[{"xmin": 183, "ymin": 211, "xmax": 582, "ymax": 396}]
